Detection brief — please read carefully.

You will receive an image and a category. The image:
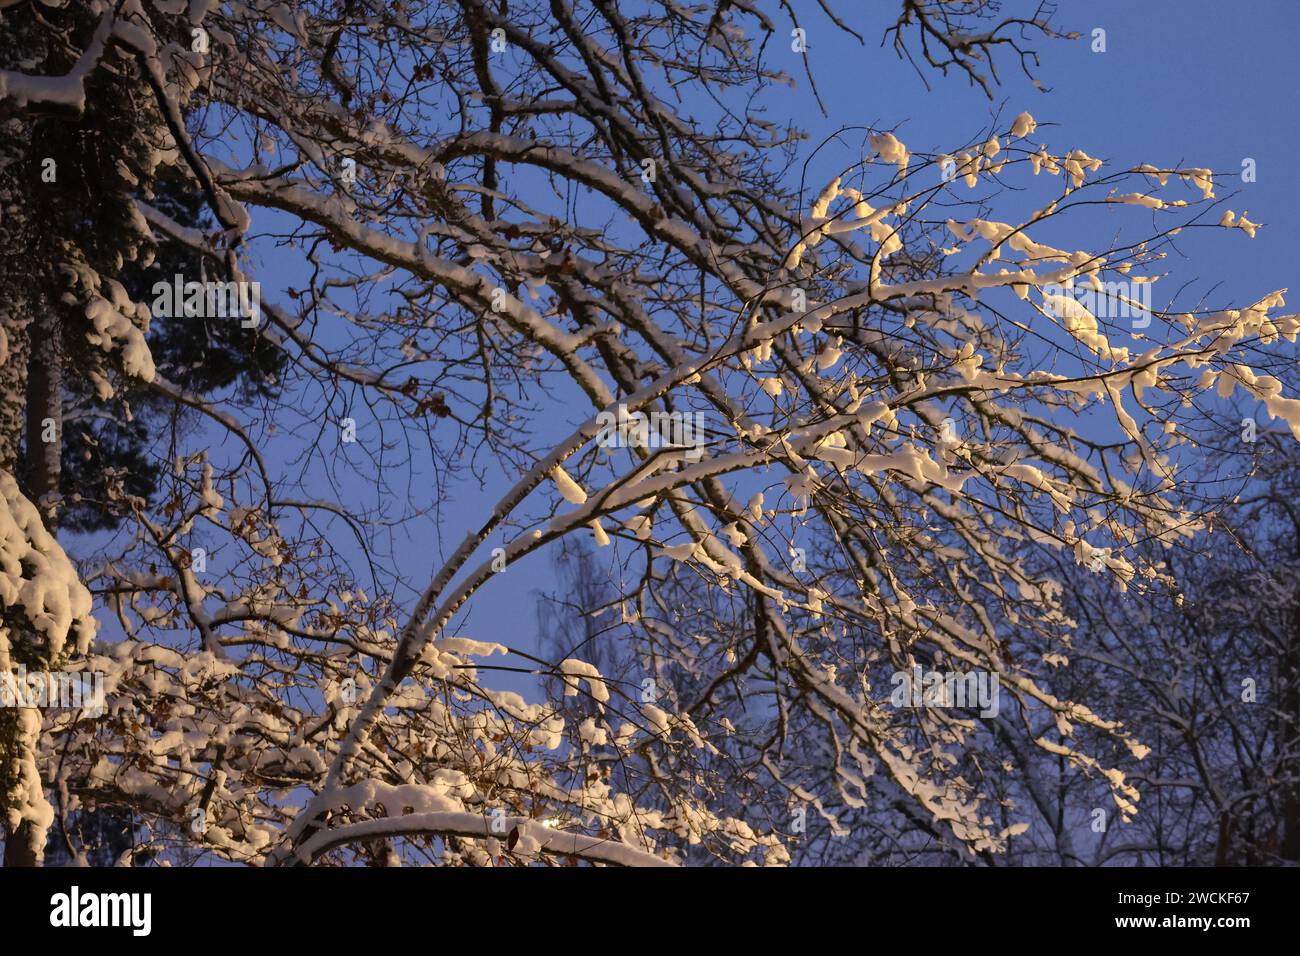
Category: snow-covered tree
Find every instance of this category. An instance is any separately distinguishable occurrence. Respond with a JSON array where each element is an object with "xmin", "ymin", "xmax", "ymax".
[{"xmin": 2, "ymin": 0, "xmax": 1298, "ymax": 867}]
